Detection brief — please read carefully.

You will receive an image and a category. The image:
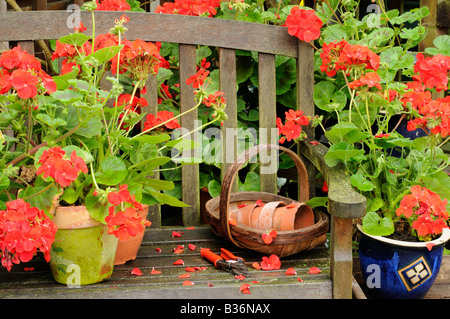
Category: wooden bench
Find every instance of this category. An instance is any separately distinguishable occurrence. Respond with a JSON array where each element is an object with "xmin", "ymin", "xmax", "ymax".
[{"xmin": 0, "ymin": 8, "xmax": 366, "ymax": 299}]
